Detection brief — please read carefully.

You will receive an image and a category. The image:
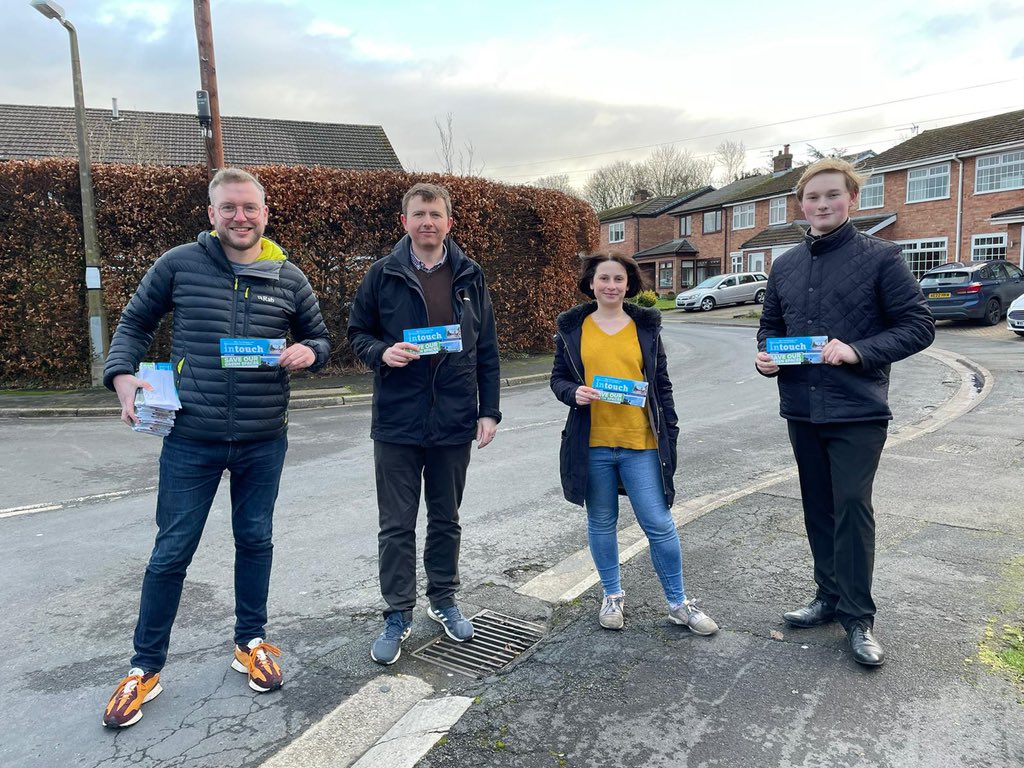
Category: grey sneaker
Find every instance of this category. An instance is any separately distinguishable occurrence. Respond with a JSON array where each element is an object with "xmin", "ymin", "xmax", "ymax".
[
  {"xmin": 427, "ymin": 604, "xmax": 475, "ymax": 642},
  {"xmin": 370, "ymin": 613, "xmax": 412, "ymax": 665},
  {"xmin": 599, "ymin": 594, "xmax": 625, "ymax": 630},
  {"xmin": 669, "ymin": 599, "xmax": 719, "ymax": 635}
]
